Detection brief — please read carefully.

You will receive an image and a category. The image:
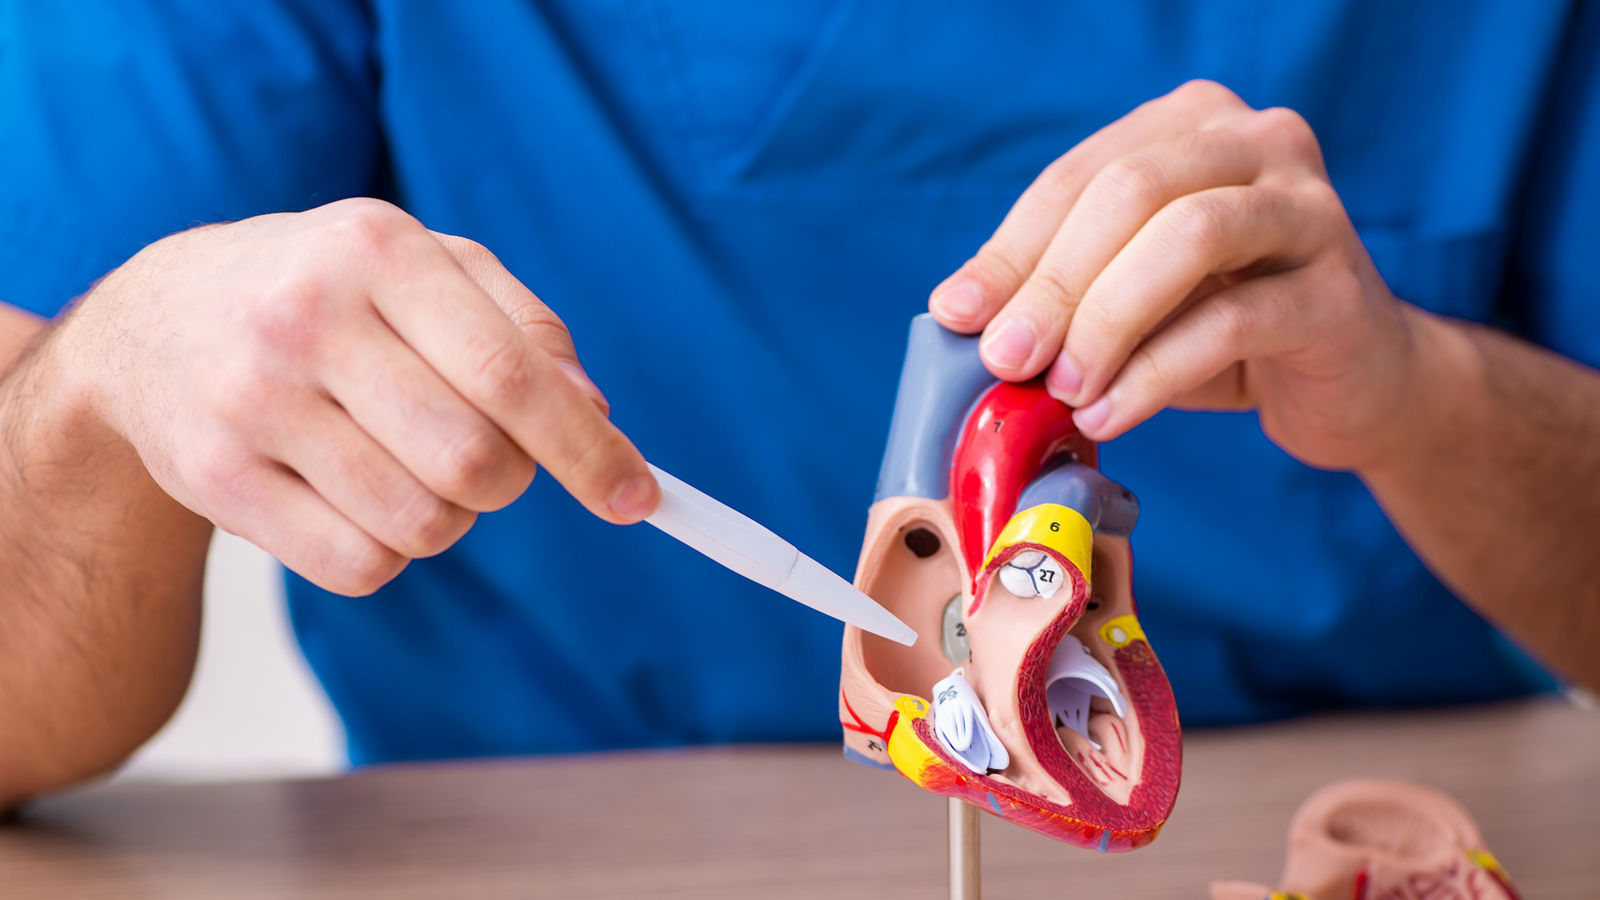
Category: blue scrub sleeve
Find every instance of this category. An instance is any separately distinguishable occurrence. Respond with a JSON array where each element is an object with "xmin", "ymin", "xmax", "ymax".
[
  {"xmin": 1501, "ymin": 2, "xmax": 1600, "ymax": 366},
  {"xmin": 0, "ymin": 1, "xmax": 382, "ymax": 317}
]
